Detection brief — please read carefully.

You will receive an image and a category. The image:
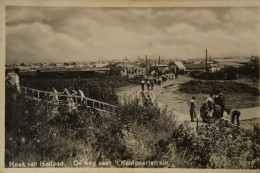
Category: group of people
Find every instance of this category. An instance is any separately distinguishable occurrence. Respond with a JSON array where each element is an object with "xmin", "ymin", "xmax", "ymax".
[
  {"xmin": 51, "ymin": 87, "xmax": 87, "ymax": 110},
  {"xmin": 140, "ymin": 74, "xmax": 177, "ymax": 91},
  {"xmin": 188, "ymin": 93, "xmax": 241, "ymax": 126},
  {"xmin": 141, "ymin": 79, "xmax": 155, "ymax": 91}
]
